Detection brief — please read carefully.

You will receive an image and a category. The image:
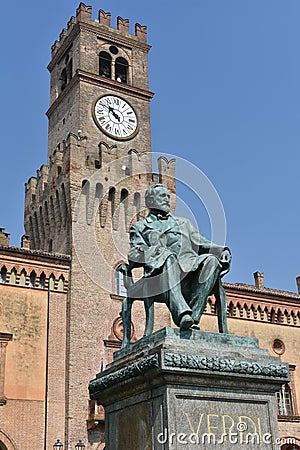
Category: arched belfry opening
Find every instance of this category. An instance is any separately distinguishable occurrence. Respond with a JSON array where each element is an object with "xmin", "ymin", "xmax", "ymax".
[
  {"xmin": 99, "ymin": 51, "xmax": 112, "ymax": 78},
  {"xmin": 115, "ymin": 57, "xmax": 128, "ymax": 83}
]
